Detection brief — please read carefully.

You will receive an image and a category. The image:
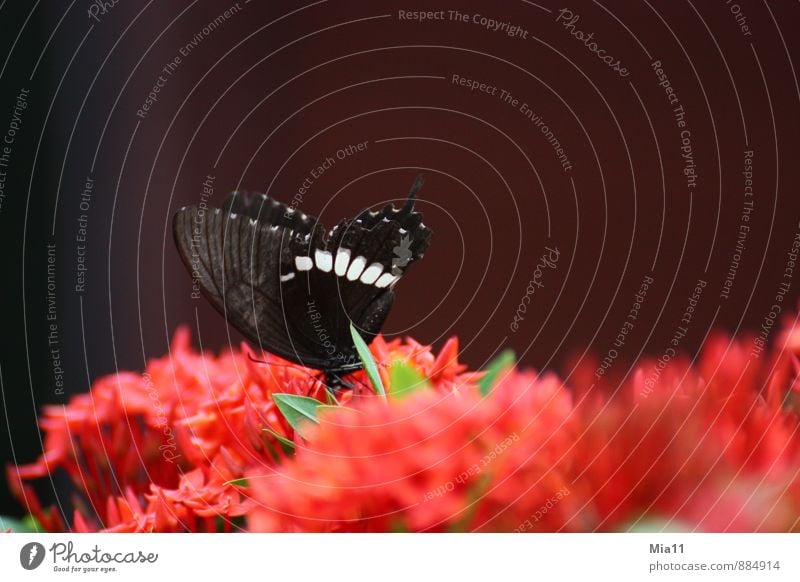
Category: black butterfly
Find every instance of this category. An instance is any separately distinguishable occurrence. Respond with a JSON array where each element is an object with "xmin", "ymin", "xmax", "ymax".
[{"xmin": 172, "ymin": 176, "xmax": 432, "ymax": 388}]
